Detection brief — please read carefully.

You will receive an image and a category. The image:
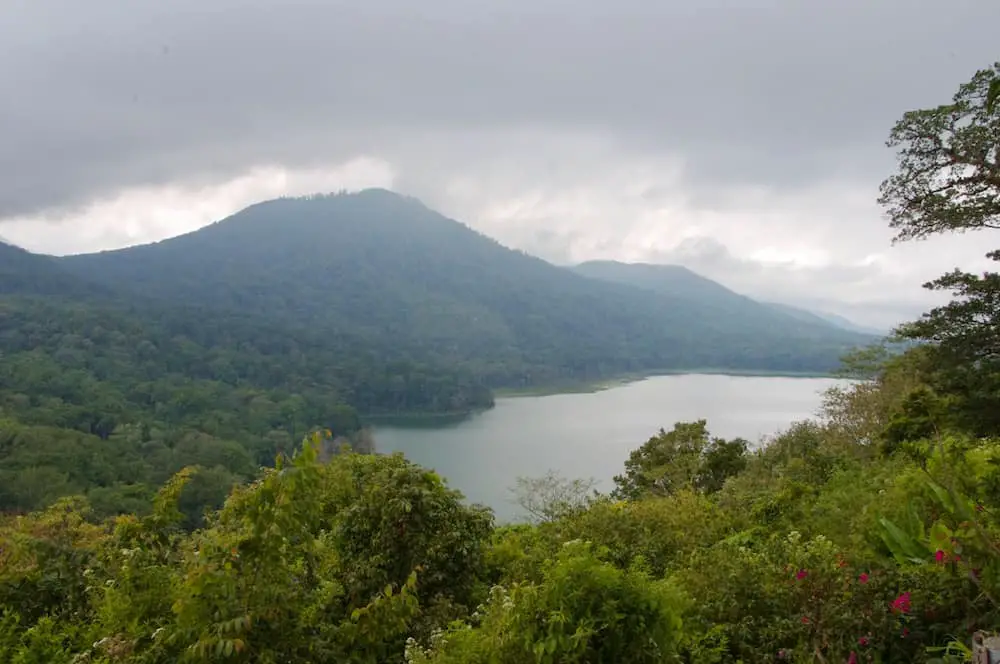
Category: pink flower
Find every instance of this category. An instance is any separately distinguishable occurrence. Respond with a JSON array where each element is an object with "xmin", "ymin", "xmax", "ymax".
[
  {"xmin": 891, "ymin": 592, "xmax": 911, "ymax": 614},
  {"xmin": 801, "ymin": 616, "xmax": 810, "ymax": 624},
  {"xmin": 934, "ymin": 550, "xmax": 945, "ymax": 563},
  {"xmin": 901, "ymin": 627, "xmax": 910, "ymax": 638},
  {"xmin": 796, "ymin": 569, "xmax": 808, "ymax": 580},
  {"xmin": 847, "ymin": 652, "xmax": 859, "ymax": 664},
  {"xmin": 858, "ymin": 636, "xmax": 869, "ymax": 647},
  {"xmin": 858, "ymin": 572, "xmax": 869, "ymax": 584}
]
